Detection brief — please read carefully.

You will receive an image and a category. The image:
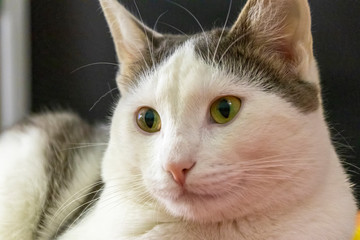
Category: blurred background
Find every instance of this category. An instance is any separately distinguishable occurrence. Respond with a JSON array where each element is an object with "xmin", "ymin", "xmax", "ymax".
[
  {"xmin": 0, "ymin": 0, "xmax": 359, "ymax": 203},
  {"xmin": 0, "ymin": 0, "xmax": 30, "ymax": 130}
]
